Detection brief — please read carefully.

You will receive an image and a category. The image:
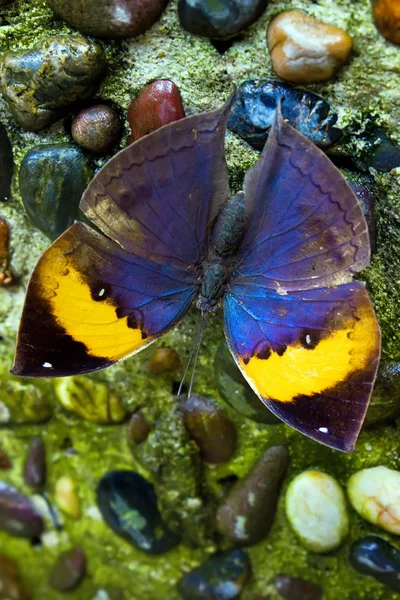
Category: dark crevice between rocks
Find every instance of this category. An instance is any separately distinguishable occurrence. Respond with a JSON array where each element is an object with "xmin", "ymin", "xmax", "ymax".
[{"xmin": 211, "ymin": 35, "xmax": 243, "ymax": 54}]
